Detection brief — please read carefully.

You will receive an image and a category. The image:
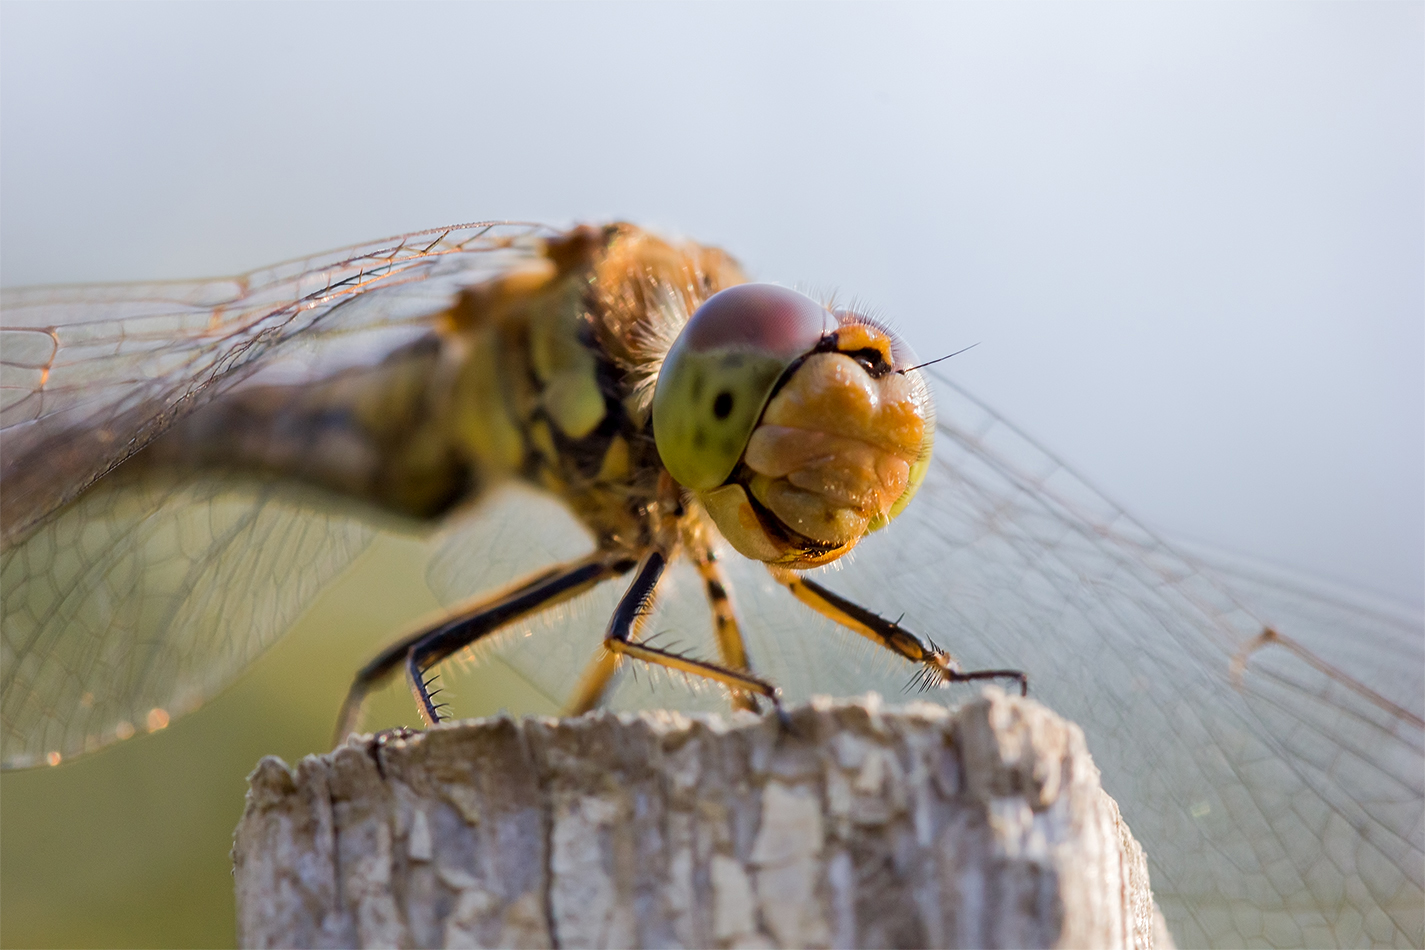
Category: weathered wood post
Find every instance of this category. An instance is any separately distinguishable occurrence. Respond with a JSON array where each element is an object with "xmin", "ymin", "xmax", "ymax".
[{"xmin": 233, "ymin": 691, "xmax": 1172, "ymax": 948}]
